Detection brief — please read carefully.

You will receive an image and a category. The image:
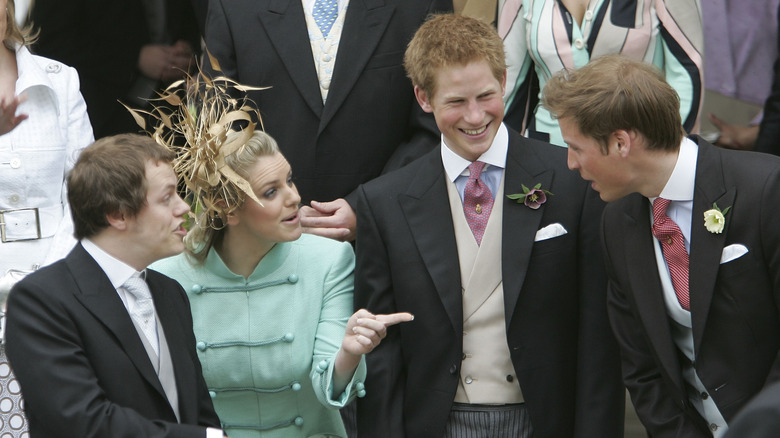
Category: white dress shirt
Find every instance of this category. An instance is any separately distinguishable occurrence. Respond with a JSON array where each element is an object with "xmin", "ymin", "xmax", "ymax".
[
  {"xmin": 650, "ymin": 137, "xmax": 728, "ymax": 436},
  {"xmin": 442, "ymin": 123, "xmax": 509, "ymax": 201}
]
